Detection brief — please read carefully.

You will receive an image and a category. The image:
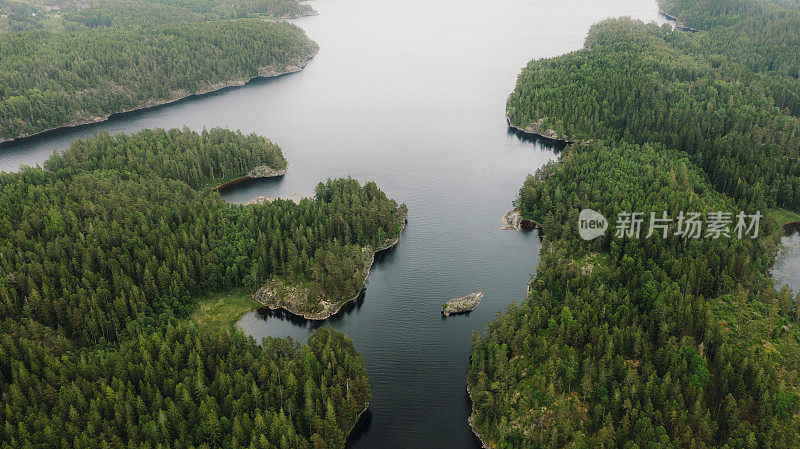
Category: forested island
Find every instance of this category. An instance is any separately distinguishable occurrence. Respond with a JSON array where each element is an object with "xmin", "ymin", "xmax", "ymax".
[
  {"xmin": 0, "ymin": 0, "xmax": 319, "ymax": 142},
  {"xmin": 469, "ymin": 0, "xmax": 800, "ymax": 446},
  {"xmin": 0, "ymin": 127, "xmax": 408, "ymax": 447}
]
